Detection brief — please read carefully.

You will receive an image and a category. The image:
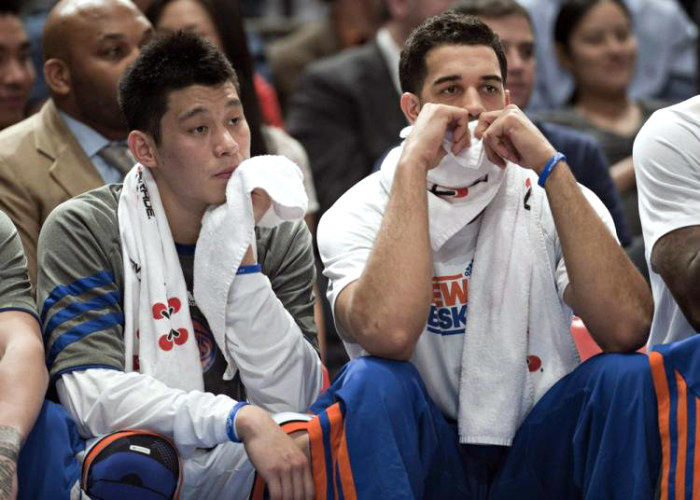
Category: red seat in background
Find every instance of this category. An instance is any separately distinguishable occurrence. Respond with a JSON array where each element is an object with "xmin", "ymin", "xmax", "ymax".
[{"xmin": 571, "ymin": 316, "xmax": 646, "ymax": 361}]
